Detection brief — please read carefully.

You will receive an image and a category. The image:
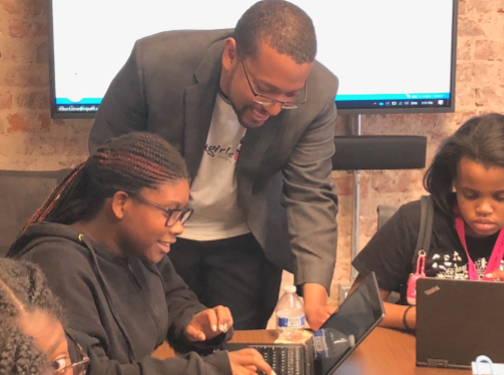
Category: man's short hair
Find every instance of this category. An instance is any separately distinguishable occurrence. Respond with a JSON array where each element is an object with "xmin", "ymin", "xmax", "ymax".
[{"xmin": 234, "ymin": 0, "xmax": 317, "ymax": 64}]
